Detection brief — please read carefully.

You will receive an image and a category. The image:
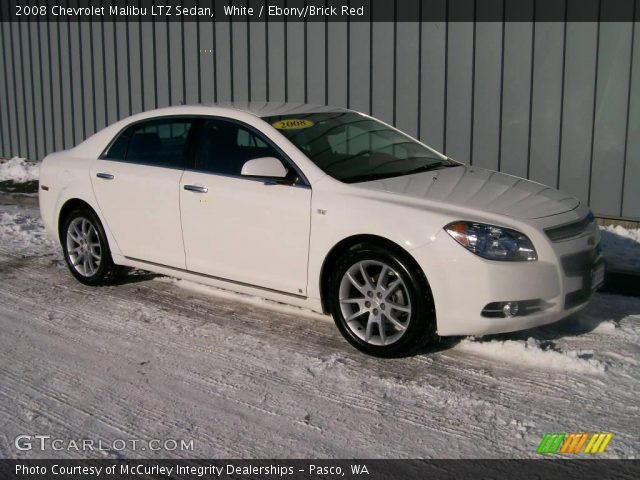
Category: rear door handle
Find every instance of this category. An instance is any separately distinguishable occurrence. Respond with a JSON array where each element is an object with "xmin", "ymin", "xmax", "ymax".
[
  {"xmin": 96, "ymin": 172, "xmax": 114, "ymax": 180},
  {"xmin": 184, "ymin": 184, "xmax": 208, "ymax": 193}
]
